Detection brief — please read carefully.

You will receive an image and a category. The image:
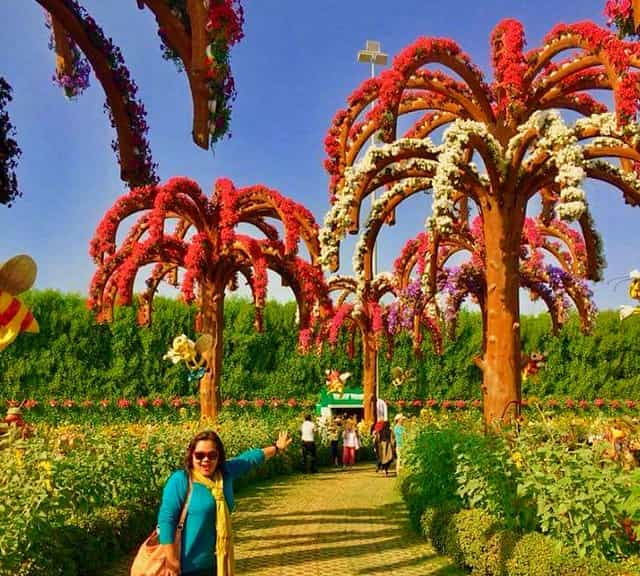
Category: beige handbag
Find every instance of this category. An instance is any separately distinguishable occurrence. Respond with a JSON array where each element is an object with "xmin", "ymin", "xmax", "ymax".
[{"xmin": 130, "ymin": 477, "xmax": 193, "ymax": 576}]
